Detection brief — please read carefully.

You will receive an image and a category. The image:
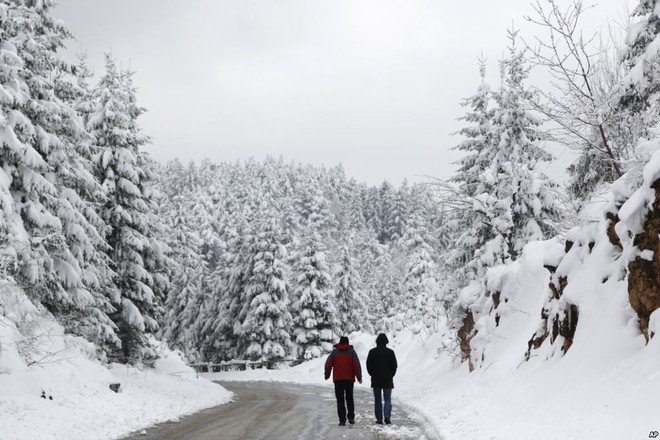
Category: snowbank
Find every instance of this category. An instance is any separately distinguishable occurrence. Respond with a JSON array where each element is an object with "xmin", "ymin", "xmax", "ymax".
[
  {"xmin": 201, "ymin": 179, "xmax": 660, "ymax": 439},
  {"xmin": 0, "ymin": 285, "xmax": 232, "ymax": 440},
  {"xmin": 208, "ymin": 290, "xmax": 659, "ymax": 440}
]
